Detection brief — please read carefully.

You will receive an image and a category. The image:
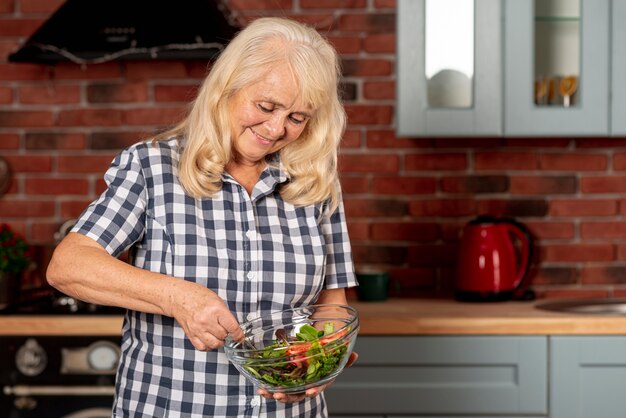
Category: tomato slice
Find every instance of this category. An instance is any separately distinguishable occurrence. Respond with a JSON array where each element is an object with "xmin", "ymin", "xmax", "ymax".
[
  {"xmin": 286, "ymin": 343, "xmax": 311, "ymax": 368},
  {"xmin": 318, "ymin": 327, "xmax": 348, "ymax": 345},
  {"xmin": 286, "ymin": 342, "xmax": 312, "ymax": 355}
]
